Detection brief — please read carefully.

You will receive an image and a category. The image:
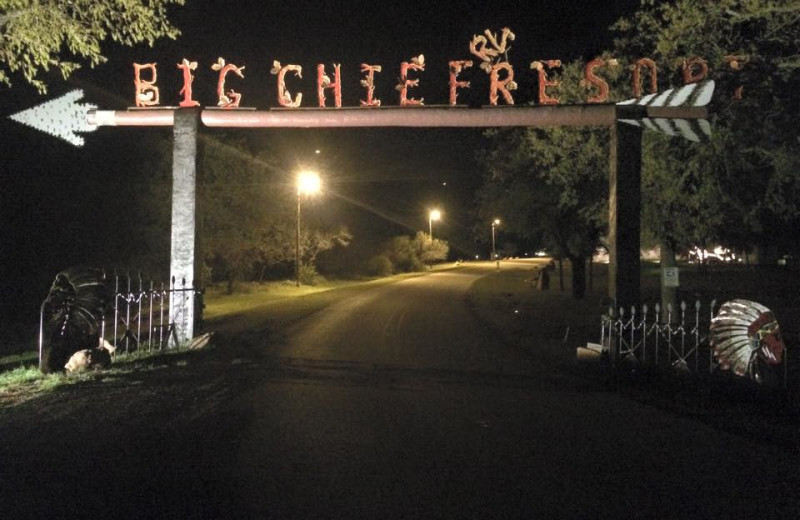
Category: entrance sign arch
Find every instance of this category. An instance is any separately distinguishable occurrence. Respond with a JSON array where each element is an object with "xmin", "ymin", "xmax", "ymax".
[{"xmin": 89, "ymin": 101, "xmax": 708, "ymax": 343}]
